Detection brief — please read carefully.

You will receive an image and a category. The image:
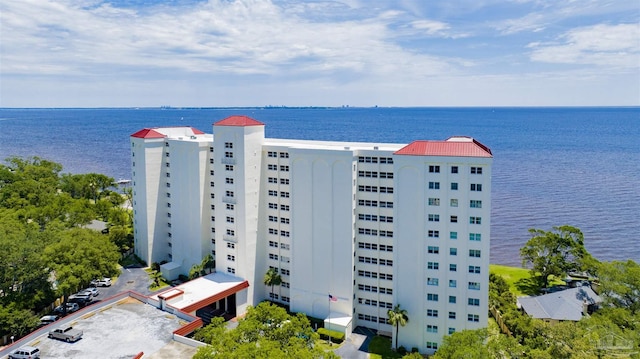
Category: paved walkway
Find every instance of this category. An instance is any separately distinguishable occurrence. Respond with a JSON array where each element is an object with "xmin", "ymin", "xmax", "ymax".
[{"xmin": 333, "ymin": 326, "xmax": 376, "ymax": 359}]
